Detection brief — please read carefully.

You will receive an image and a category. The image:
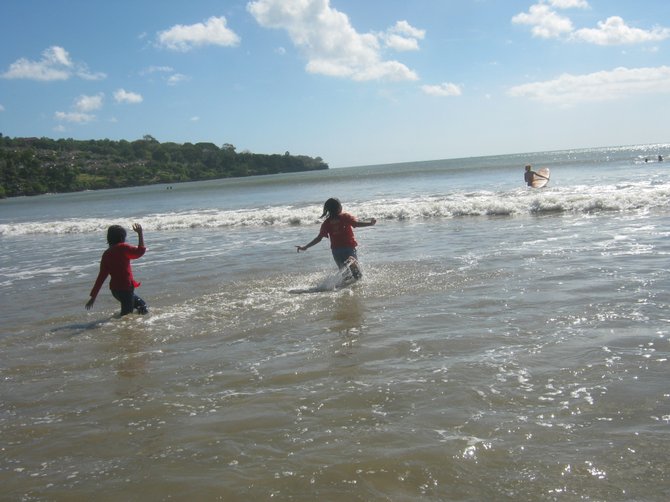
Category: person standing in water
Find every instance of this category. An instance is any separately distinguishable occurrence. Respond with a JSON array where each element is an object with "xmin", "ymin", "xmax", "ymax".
[
  {"xmin": 85, "ymin": 223, "xmax": 149, "ymax": 316},
  {"xmin": 524, "ymin": 164, "xmax": 548, "ymax": 186},
  {"xmin": 296, "ymin": 198, "xmax": 376, "ymax": 278}
]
